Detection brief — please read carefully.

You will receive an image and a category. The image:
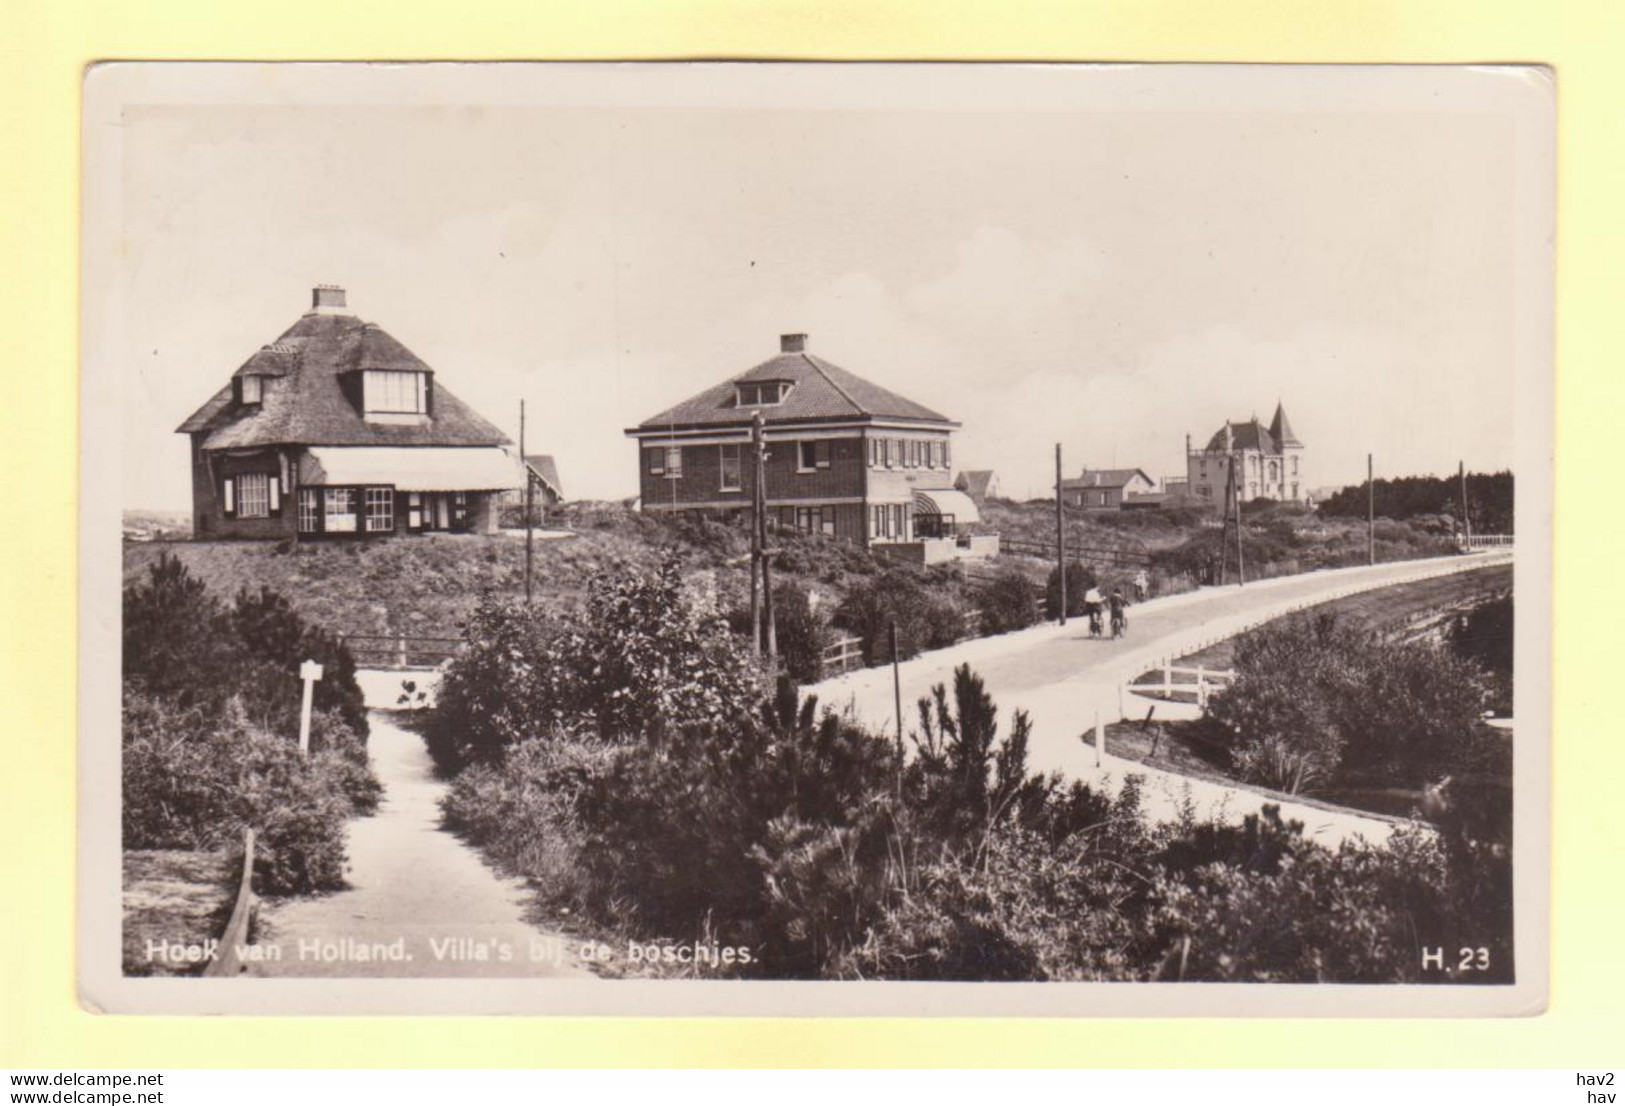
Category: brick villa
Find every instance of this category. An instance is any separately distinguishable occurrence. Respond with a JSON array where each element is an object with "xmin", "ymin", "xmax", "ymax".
[
  {"xmin": 626, "ymin": 333, "xmax": 985, "ymax": 550},
  {"xmin": 176, "ymin": 286, "xmax": 523, "ymax": 540}
]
